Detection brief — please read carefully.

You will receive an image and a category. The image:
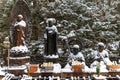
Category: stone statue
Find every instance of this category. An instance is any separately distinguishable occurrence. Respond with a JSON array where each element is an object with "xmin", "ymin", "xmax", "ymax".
[
  {"xmin": 2, "ymin": 37, "xmax": 10, "ymax": 66},
  {"xmin": 68, "ymin": 44, "xmax": 85, "ymax": 63},
  {"xmin": 13, "ymin": 14, "xmax": 26, "ymax": 46},
  {"xmin": 10, "ymin": 15, "xmax": 29, "ymax": 57},
  {"xmin": 44, "ymin": 18, "xmax": 58, "ymax": 56}
]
